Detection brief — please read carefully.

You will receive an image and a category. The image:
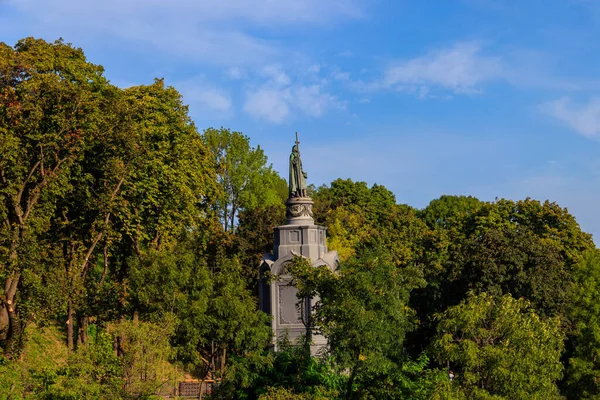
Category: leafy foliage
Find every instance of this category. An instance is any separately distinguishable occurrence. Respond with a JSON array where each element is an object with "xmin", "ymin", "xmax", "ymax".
[
  {"xmin": 432, "ymin": 292, "xmax": 564, "ymax": 400},
  {"xmin": 289, "ymin": 252, "xmax": 436, "ymax": 399},
  {"xmin": 563, "ymin": 249, "xmax": 600, "ymax": 398},
  {"xmin": 202, "ymin": 127, "xmax": 286, "ymax": 231}
]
